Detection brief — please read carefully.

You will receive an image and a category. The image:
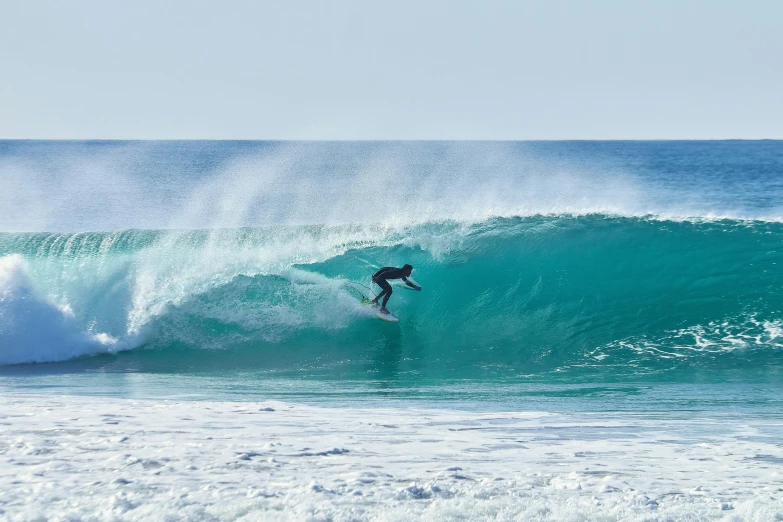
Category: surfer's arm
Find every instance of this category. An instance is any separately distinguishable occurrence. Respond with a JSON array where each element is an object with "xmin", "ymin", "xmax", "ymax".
[{"xmin": 401, "ymin": 276, "xmax": 421, "ymax": 291}]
